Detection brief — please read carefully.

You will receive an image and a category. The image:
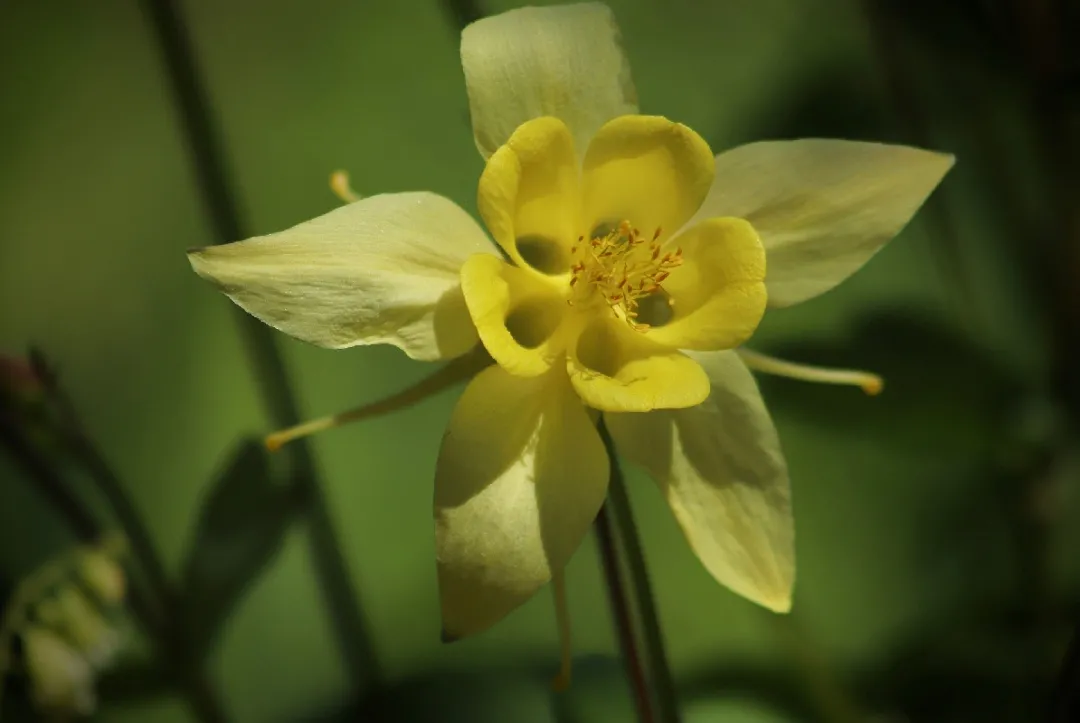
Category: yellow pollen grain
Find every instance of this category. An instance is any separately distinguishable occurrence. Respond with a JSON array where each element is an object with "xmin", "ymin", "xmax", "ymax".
[{"xmin": 567, "ymin": 220, "xmax": 681, "ymax": 331}]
